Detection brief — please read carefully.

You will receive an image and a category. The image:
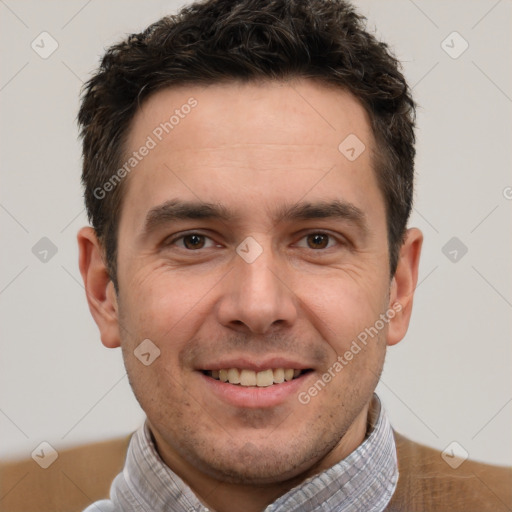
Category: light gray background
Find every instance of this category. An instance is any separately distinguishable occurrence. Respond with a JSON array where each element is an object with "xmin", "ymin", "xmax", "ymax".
[{"xmin": 1, "ymin": 0, "xmax": 511, "ymax": 468}]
